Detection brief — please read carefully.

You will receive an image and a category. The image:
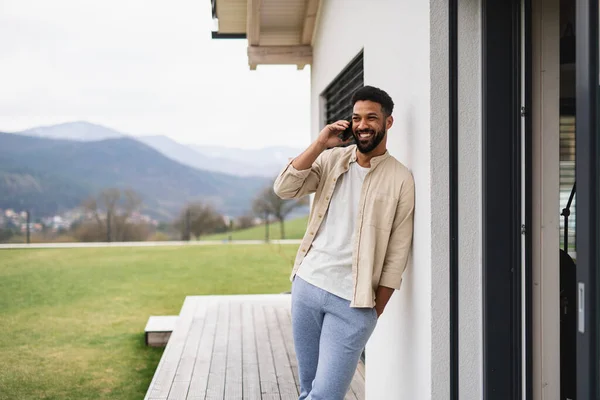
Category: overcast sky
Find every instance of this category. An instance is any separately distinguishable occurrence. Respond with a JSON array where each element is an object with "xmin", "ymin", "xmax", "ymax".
[{"xmin": 0, "ymin": 0, "xmax": 311, "ymax": 149}]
